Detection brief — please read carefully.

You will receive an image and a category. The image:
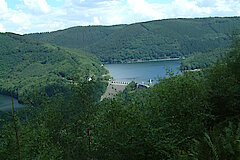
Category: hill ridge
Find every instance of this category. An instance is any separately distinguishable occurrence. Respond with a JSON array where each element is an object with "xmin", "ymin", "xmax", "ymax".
[
  {"xmin": 26, "ymin": 16, "xmax": 240, "ymax": 63},
  {"xmin": 0, "ymin": 32, "xmax": 106, "ymax": 103}
]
